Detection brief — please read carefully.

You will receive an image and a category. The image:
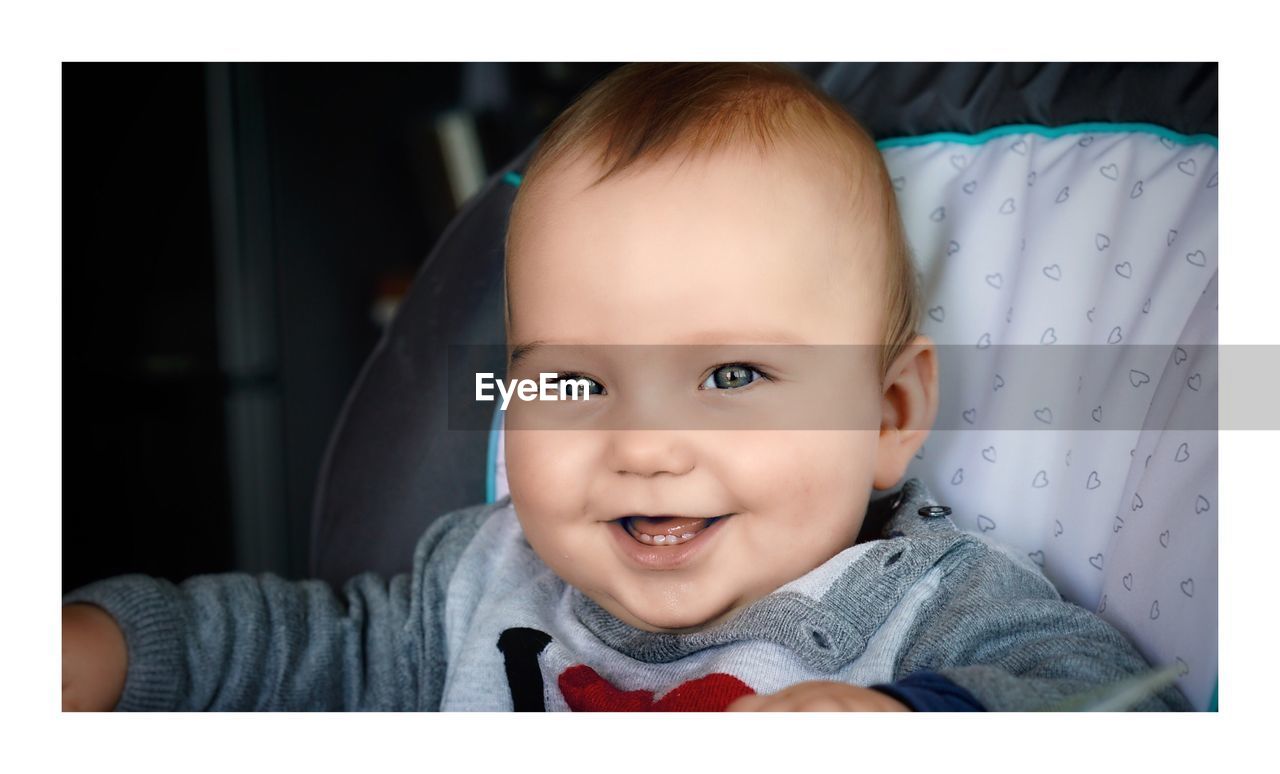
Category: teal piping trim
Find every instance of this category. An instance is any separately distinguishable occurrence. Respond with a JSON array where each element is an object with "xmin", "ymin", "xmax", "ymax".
[
  {"xmin": 876, "ymin": 122, "xmax": 1218, "ymax": 150},
  {"xmin": 502, "ymin": 125, "xmax": 1214, "ymax": 186},
  {"xmin": 1209, "ymin": 677, "xmax": 1218, "ymax": 712},
  {"xmin": 492, "ymin": 174, "xmax": 516, "ymax": 500},
  {"xmin": 485, "ymin": 408, "xmax": 503, "ymax": 503}
]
